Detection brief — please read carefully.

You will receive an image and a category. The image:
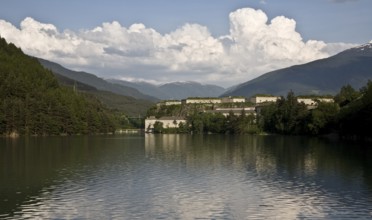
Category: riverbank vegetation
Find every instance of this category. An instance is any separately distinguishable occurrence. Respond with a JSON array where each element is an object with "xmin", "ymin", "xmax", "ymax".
[
  {"xmin": 147, "ymin": 81, "xmax": 372, "ymax": 140},
  {"xmin": 259, "ymin": 81, "xmax": 372, "ymax": 140}
]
